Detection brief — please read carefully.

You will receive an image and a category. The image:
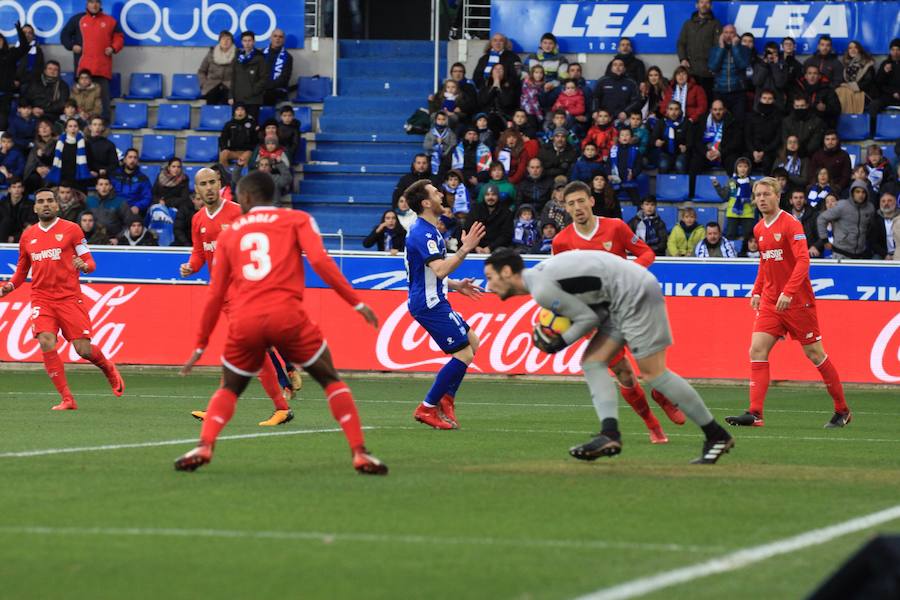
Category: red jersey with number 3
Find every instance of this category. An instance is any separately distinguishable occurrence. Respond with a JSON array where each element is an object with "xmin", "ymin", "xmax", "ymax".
[
  {"xmin": 751, "ymin": 210, "xmax": 815, "ymax": 308},
  {"xmin": 10, "ymin": 218, "xmax": 95, "ymax": 302},
  {"xmin": 551, "ymin": 216, "xmax": 655, "ymax": 267},
  {"xmin": 188, "ymin": 201, "xmax": 243, "ymax": 273},
  {"xmin": 195, "ymin": 207, "xmax": 362, "ymax": 348}
]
